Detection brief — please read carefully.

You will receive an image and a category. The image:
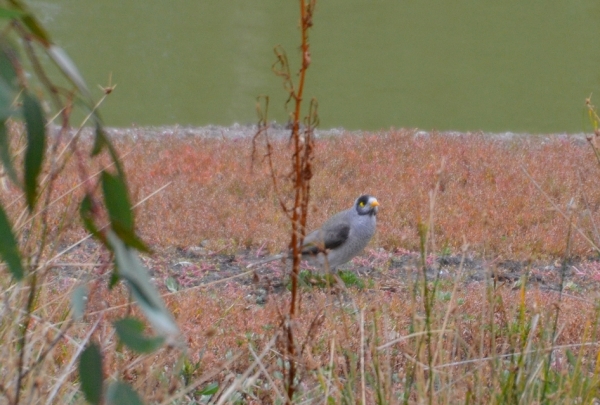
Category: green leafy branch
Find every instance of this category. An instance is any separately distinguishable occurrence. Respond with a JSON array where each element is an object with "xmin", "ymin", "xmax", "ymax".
[{"xmin": 0, "ymin": 2, "xmax": 180, "ymax": 404}]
